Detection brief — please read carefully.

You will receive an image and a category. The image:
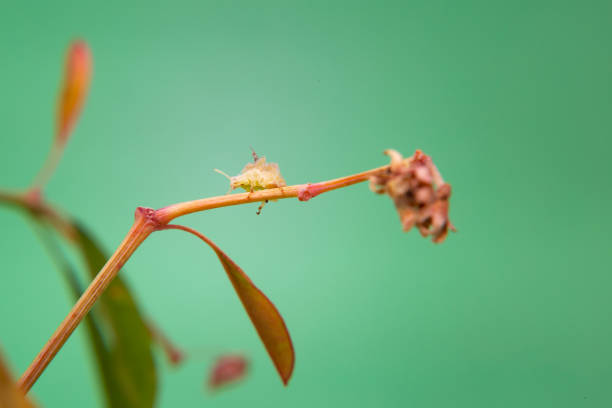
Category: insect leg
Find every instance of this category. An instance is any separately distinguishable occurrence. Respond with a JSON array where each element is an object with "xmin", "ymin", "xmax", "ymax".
[{"xmin": 256, "ymin": 200, "xmax": 269, "ymax": 215}]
